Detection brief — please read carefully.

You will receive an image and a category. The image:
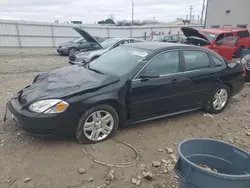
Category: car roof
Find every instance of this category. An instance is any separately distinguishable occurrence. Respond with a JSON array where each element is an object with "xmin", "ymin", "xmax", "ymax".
[
  {"xmin": 124, "ymin": 41, "xmax": 221, "ymax": 58},
  {"xmin": 200, "ymin": 27, "xmax": 248, "ymax": 34},
  {"xmin": 124, "ymin": 42, "xmax": 192, "ymax": 51},
  {"xmin": 110, "ymin": 37, "xmax": 143, "ymax": 41}
]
